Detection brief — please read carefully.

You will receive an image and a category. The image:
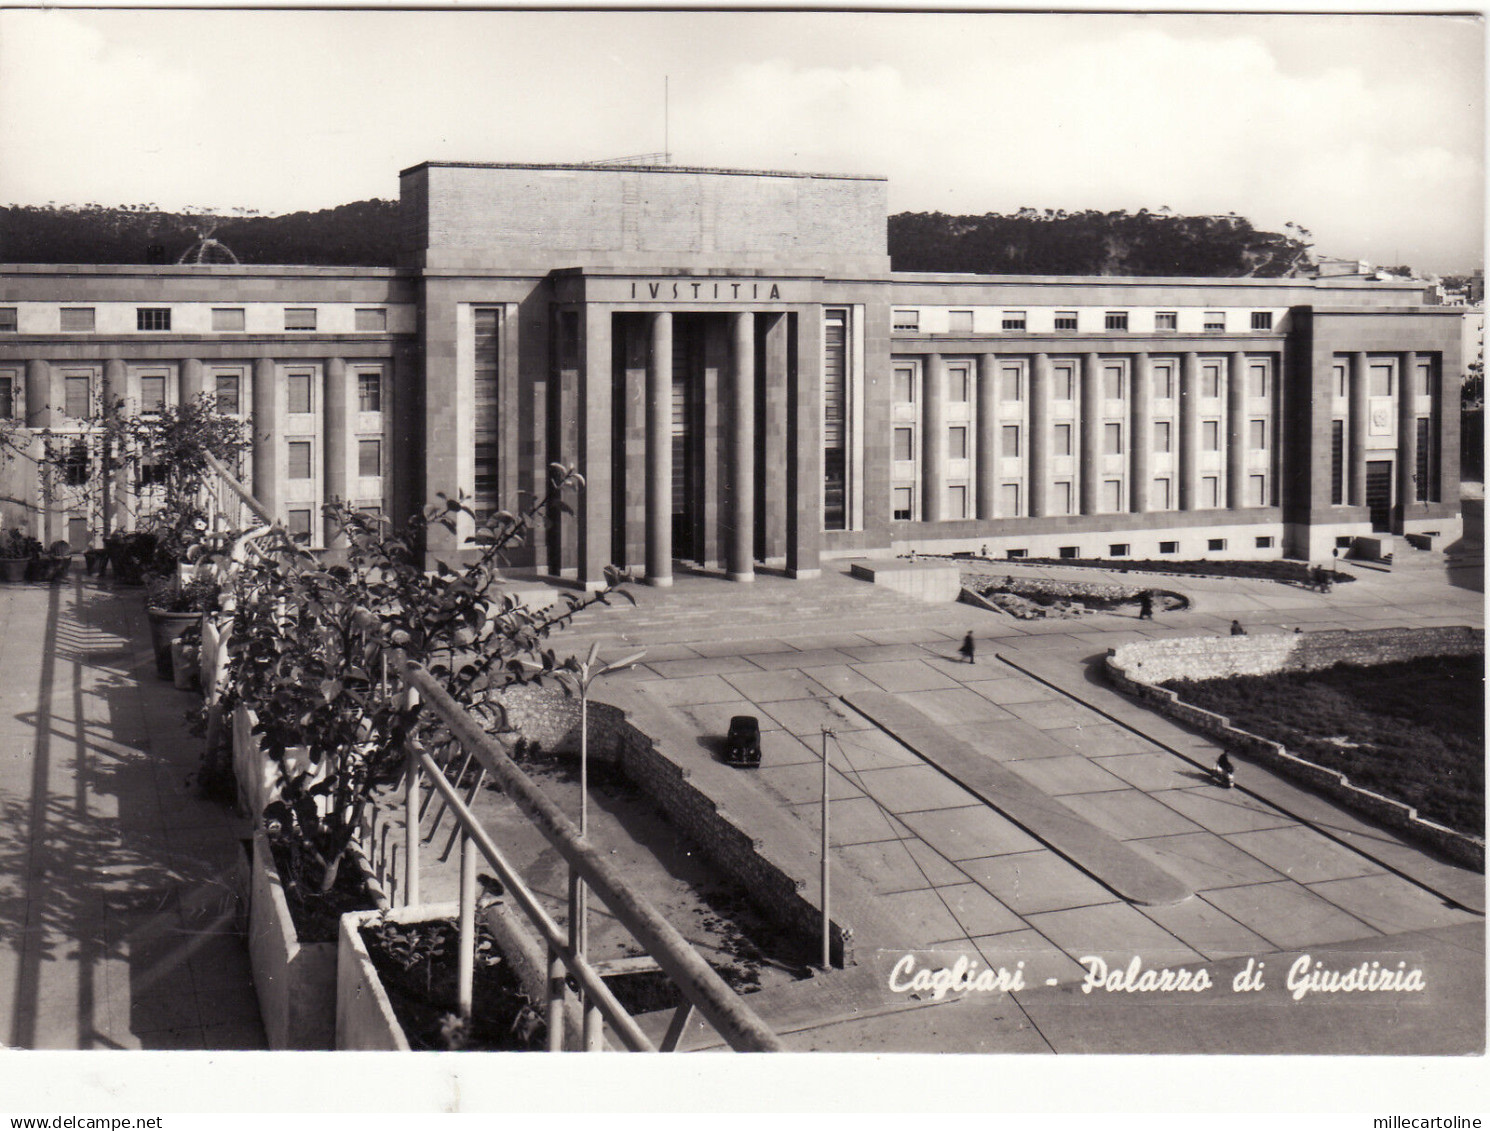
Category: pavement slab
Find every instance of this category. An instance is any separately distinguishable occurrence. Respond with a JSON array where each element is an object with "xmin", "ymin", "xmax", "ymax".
[
  {"xmin": 958, "ymin": 850, "xmax": 1120, "ymax": 915},
  {"xmin": 1004, "ymin": 755, "xmax": 1131, "ymax": 797},
  {"xmin": 1199, "ymin": 881, "xmax": 1381, "ymax": 950},
  {"xmin": 1304, "ymin": 873, "xmax": 1483, "ymax": 936},
  {"xmin": 1126, "ymin": 831, "xmax": 1291, "ymax": 892},
  {"xmin": 1025, "ymin": 901, "xmax": 1205, "ymax": 966},
  {"xmin": 1226, "ymin": 825, "xmax": 1387, "ymax": 885}
]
